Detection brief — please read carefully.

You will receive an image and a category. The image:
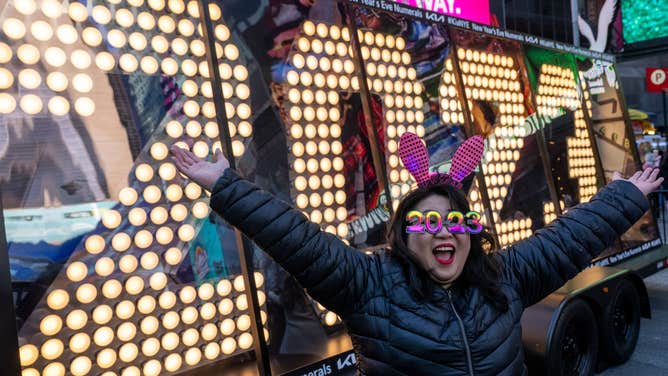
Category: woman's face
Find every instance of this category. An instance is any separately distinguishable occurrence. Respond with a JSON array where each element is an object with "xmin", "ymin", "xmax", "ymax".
[{"xmin": 406, "ymin": 194, "xmax": 471, "ymax": 288}]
